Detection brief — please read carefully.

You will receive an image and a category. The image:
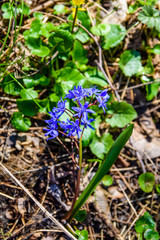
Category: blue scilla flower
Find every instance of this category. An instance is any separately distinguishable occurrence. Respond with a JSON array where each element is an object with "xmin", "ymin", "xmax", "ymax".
[
  {"xmin": 96, "ymin": 89, "xmax": 110, "ymax": 113},
  {"xmin": 86, "ymin": 86, "xmax": 100, "ymax": 97},
  {"xmin": 72, "ymin": 102, "xmax": 95, "ymax": 118},
  {"xmin": 65, "ymin": 86, "xmax": 88, "ymax": 101},
  {"xmin": 81, "ymin": 113, "xmax": 95, "ymax": 130},
  {"xmin": 52, "ymin": 98, "xmax": 66, "ymax": 118},
  {"xmin": 44, "ymin": 128, "xmax": 59, "ymax": 140},
  {"xmin": 60, "ymin": 119, "xmax": 82, "ymax": 138}
]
